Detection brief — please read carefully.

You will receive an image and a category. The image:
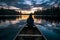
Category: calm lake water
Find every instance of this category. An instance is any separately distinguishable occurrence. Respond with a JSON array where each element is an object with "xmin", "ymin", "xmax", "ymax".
[{"xmin": 0, "ymin": 15, "xmax": 60, "ymax": 40}]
